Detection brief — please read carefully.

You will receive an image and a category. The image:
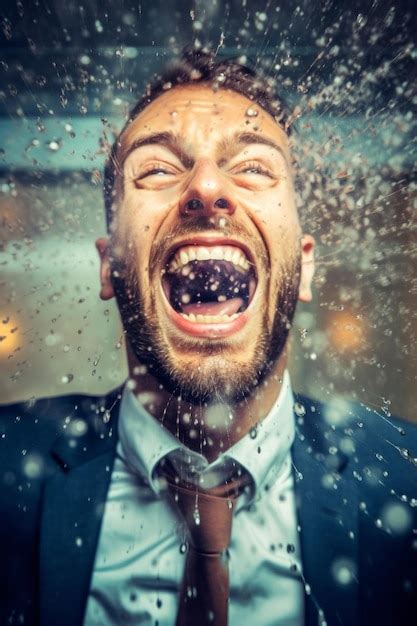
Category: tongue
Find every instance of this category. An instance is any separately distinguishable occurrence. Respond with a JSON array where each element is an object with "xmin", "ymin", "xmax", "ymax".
[{"xmin": 182, "ymin": 297, "xmax": 243, "ymax": 317}]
